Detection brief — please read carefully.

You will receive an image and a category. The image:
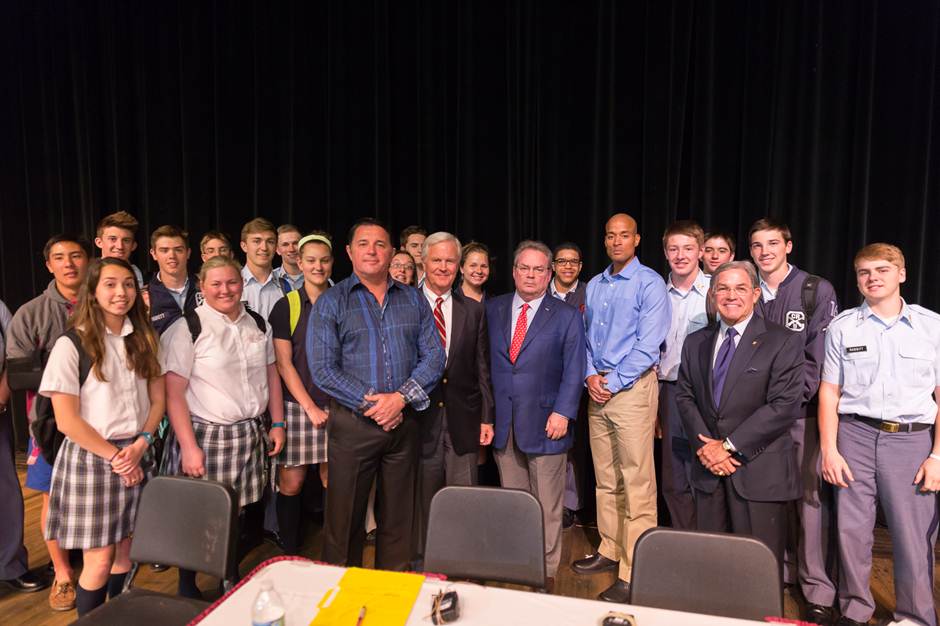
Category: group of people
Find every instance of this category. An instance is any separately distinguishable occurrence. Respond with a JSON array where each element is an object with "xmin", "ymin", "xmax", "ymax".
[{"xmin": 0, "ymin": 209, "xmax": 936, "ymax": 626}]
